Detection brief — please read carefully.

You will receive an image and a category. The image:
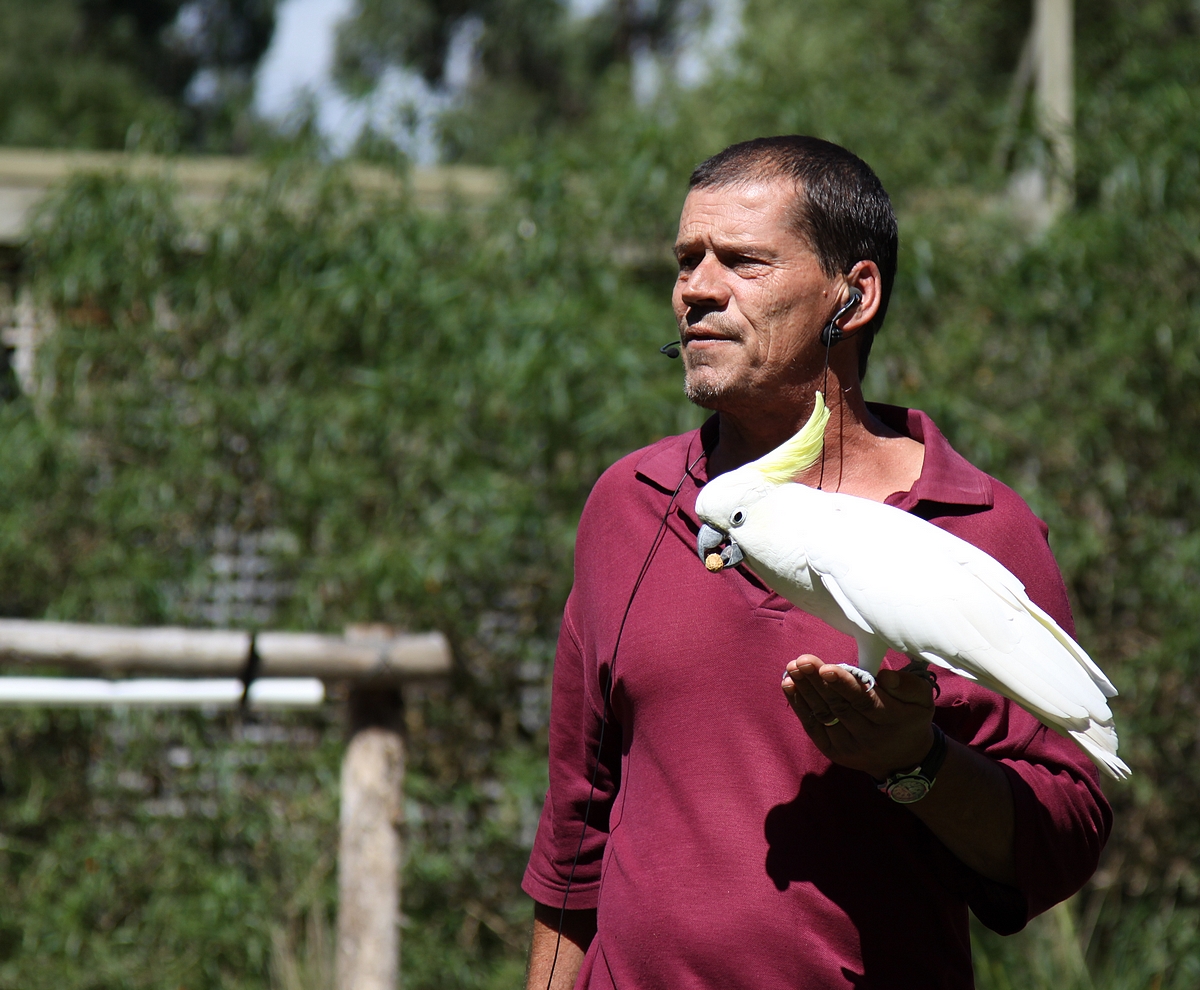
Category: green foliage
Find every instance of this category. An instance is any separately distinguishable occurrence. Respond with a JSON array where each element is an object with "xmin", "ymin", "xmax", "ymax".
[
  {"xmin": 671, "ymin": 0, "xmax": 1030, "ymax": 190},
  {"xmin": 0, "ymin": 159, "xmax": 692, "ymax": 987},
  {"xmin": 0, "ymin": 703, "xmax": 341, "ymax": 990},
  {"xmin": 972, "ymin": 898, "xmax": 1200, "ymax": 990},
  {"xmin": 334, "ymin": 0, "xmax": 711, "ymax": 163},
  {"xmin": 0, "ymin": 0, "xmax": 278, "ymax": 152},
  {"xmin": 19, "ymin": 163, "xmax": 689, "ymax": 630}
]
